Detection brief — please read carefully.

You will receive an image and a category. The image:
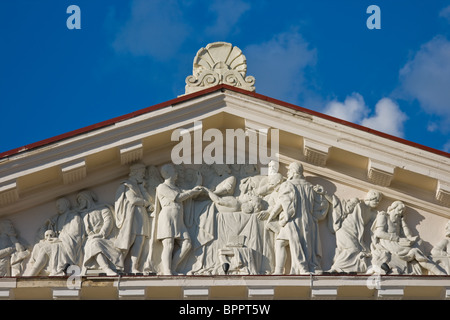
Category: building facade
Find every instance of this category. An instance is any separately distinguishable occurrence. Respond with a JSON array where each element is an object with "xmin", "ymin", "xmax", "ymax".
[{"xmin": 0, "ymin": 42, "xmax": 450, "ymax": 300}]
